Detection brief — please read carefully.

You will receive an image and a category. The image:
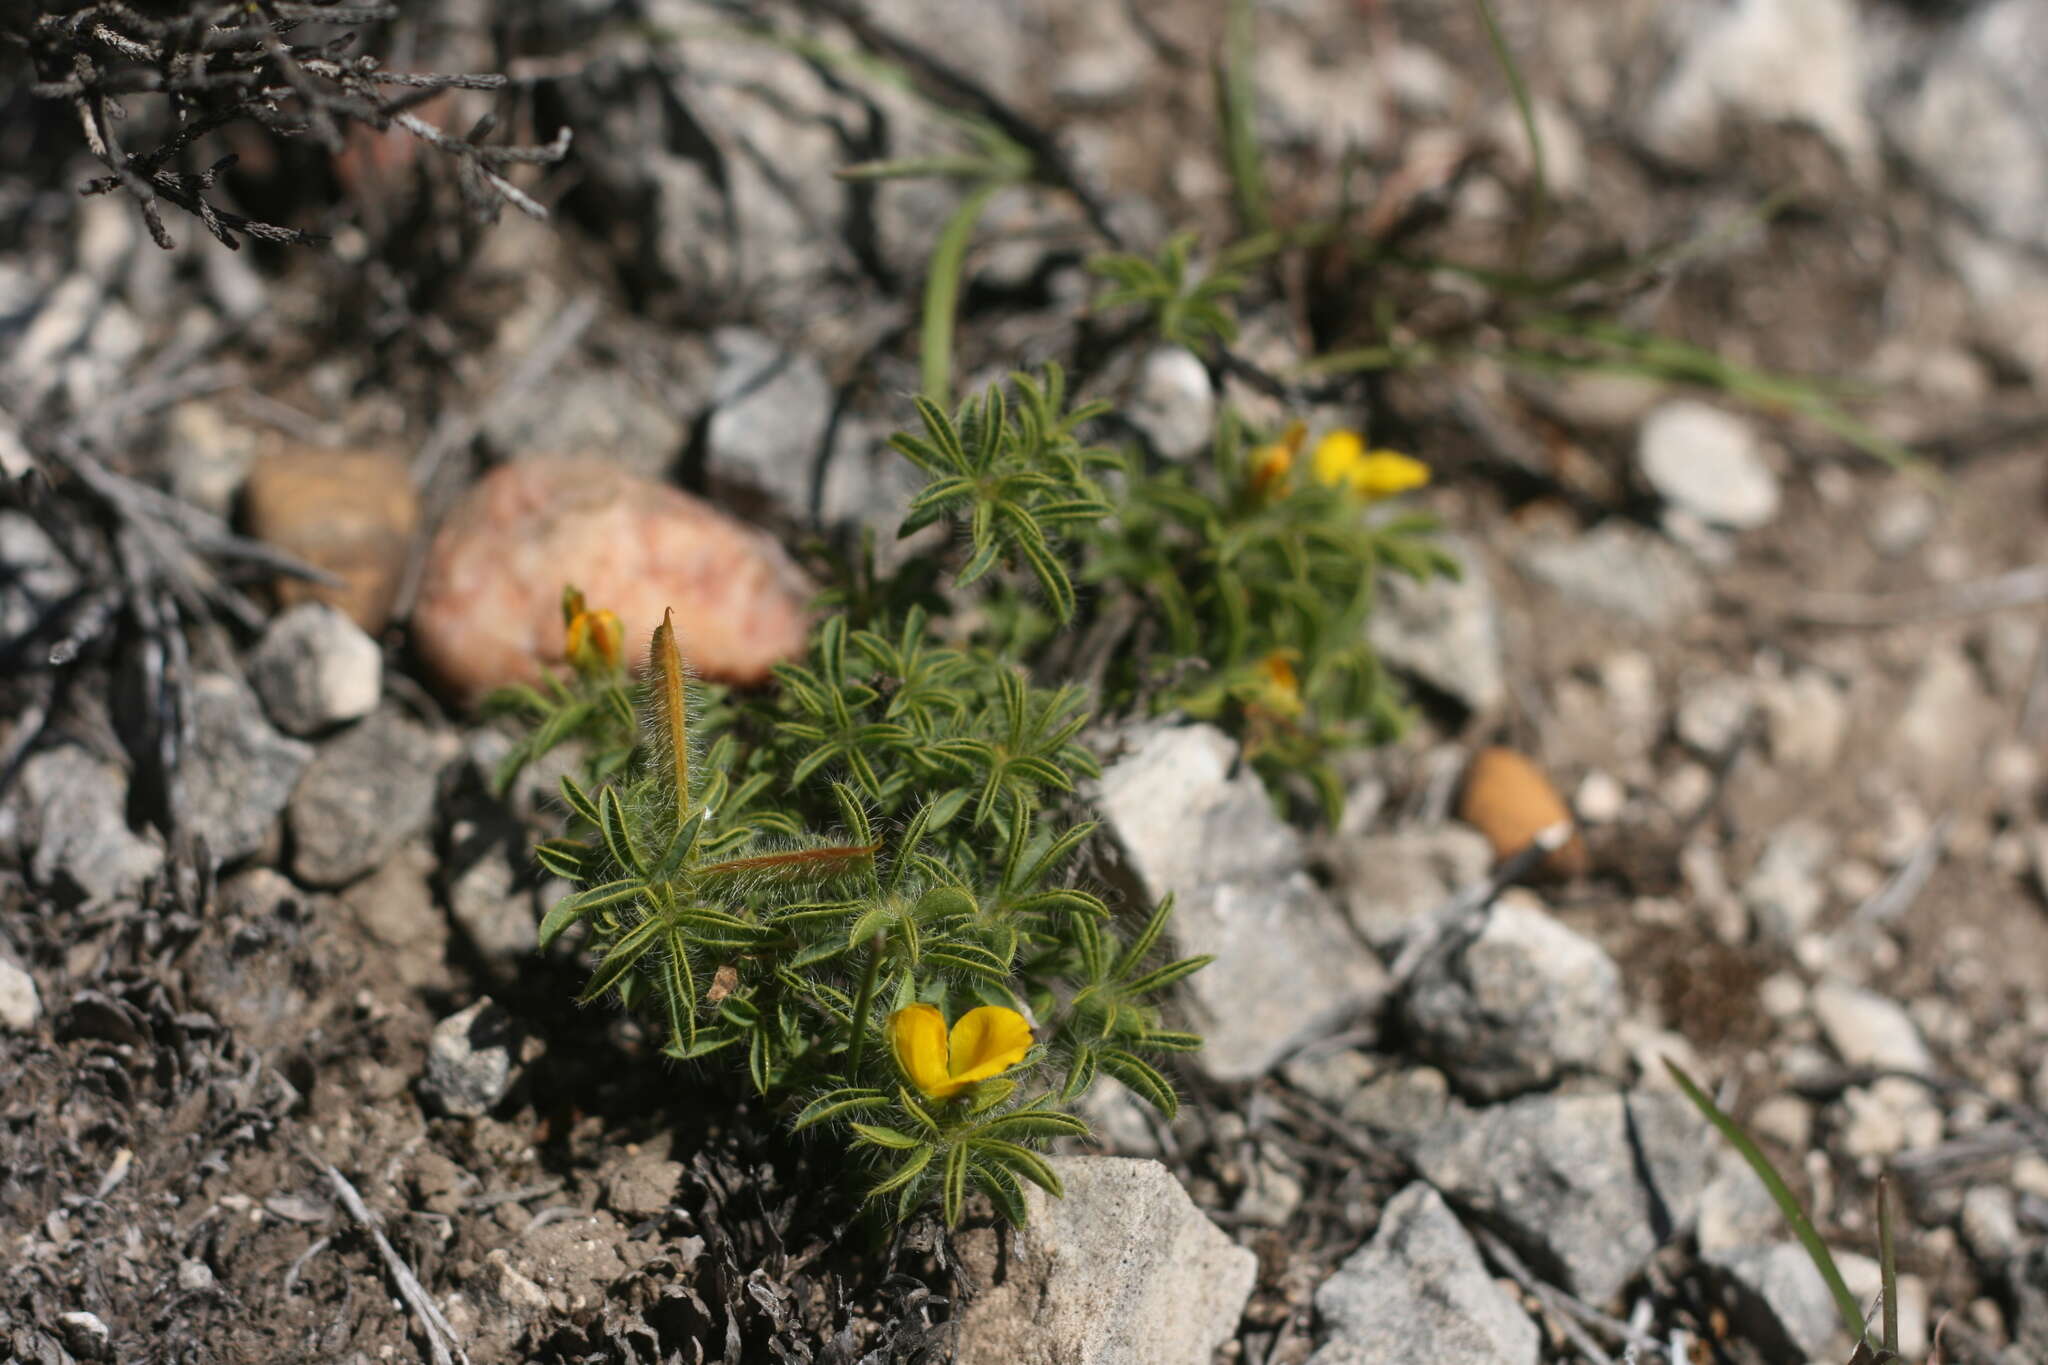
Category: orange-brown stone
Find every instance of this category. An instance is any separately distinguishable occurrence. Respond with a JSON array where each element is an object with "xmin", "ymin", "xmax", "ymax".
[
  {"xmin": 1457, "ymin": 745, "xmax": 1589, "ymax": 880},
  {"xmin": 411, "ymin": 458, "xmax": 812, "ymax": 708},
  {"xmin": 243, "ymin": 448, "xmax": 419, "ymax": 633}
]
